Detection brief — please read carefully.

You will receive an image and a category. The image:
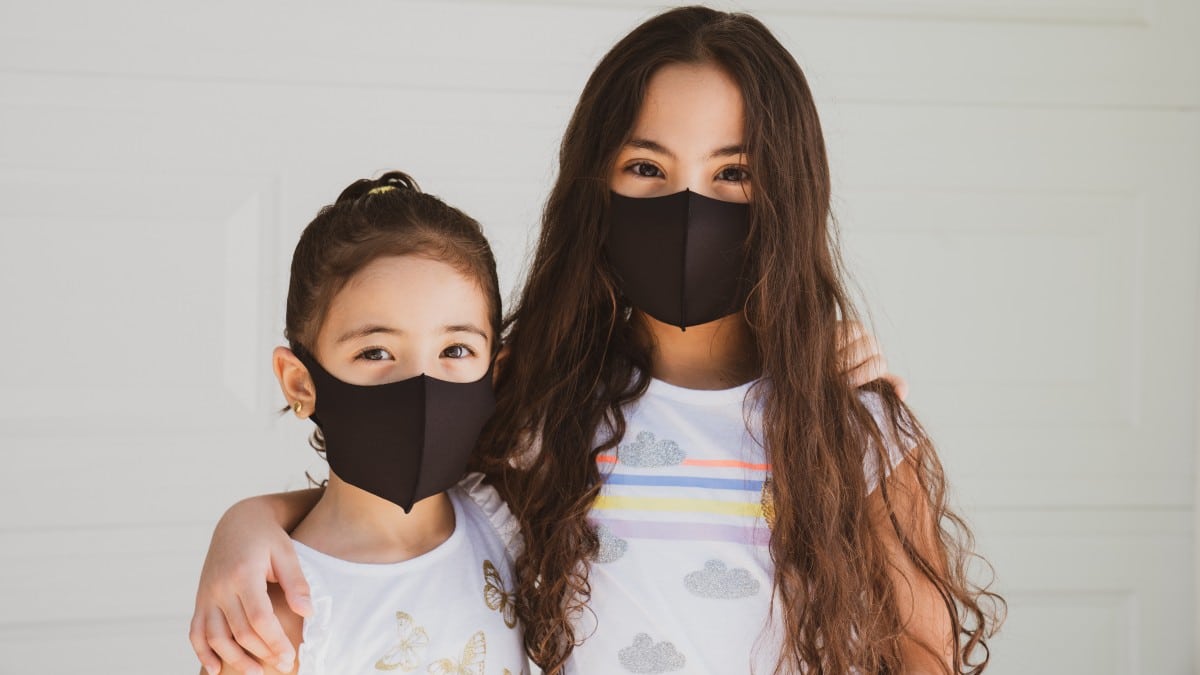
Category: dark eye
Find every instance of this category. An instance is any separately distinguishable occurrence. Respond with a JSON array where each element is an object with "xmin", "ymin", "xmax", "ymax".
[
  {"xmin": 628, "ymin": 162, "xmax": 664, "ymax": 178},
  {"xmin": 717, "ymin": 166, "xmax": 750, "ymax": 182},
  {"xmin": 441, "ymin": 344, "xmax": 473, "ymax": 359},
  {"xmin": 357, "ymin": 347, "xmax": 392, "ymax": 361}
]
